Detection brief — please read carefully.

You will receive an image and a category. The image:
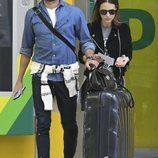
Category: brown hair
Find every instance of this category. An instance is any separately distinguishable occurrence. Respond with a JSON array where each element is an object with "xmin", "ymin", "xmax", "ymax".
[{"xmin": 91, "ymin": 0, "xmax": 121, "ymax": 25}]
